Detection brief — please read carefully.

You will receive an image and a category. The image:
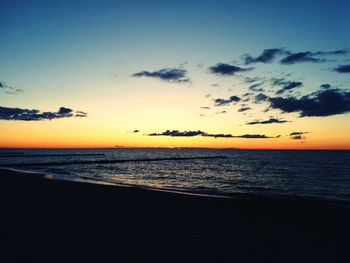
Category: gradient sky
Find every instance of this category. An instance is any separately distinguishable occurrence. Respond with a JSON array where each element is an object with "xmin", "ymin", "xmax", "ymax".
[{"xmin": 1, "ymin": 0, "xmax": 350, "ymax": 149}]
